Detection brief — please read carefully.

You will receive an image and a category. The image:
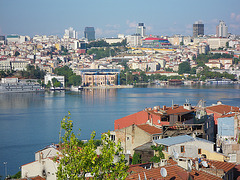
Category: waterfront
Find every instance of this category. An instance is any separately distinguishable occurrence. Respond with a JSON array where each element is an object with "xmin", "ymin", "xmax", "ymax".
[{"xmin": 0, "ymin": 85, "xmax": 240, "ymax": 176}]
